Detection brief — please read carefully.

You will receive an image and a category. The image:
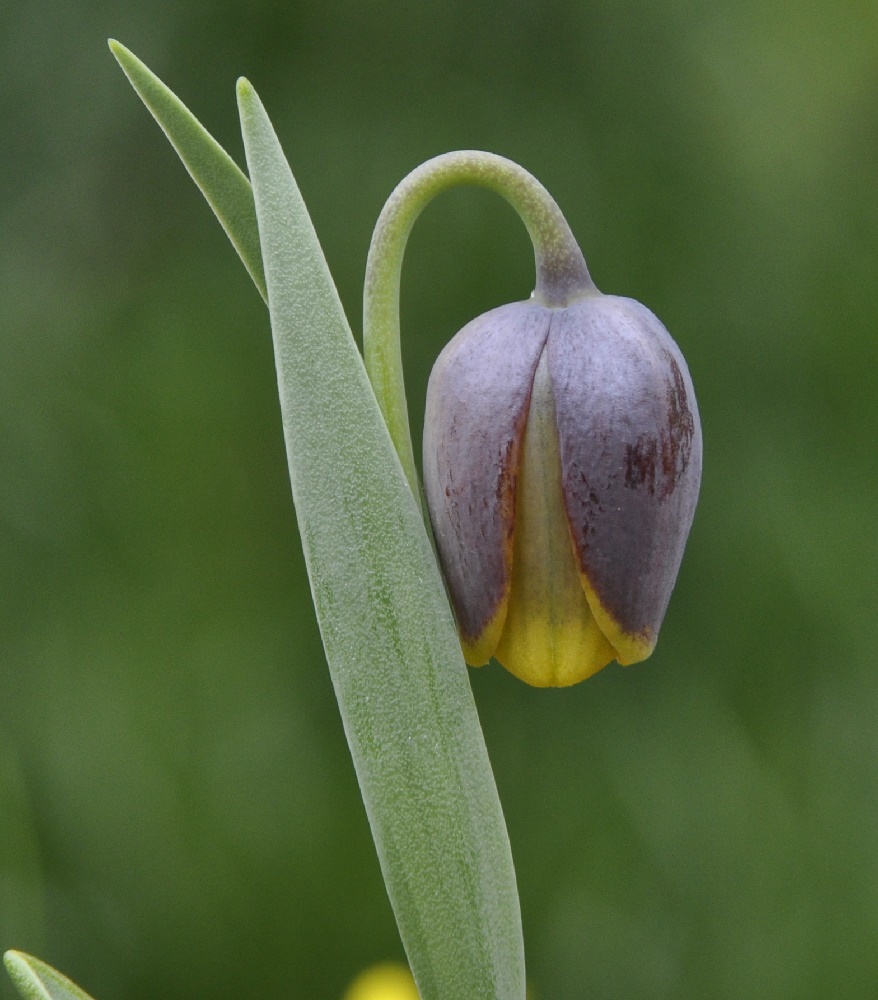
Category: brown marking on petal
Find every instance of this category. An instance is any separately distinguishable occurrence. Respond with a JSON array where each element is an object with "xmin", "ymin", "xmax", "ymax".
[
  {"xmin": 548, "ymin": 295, "xmax": 702, "ymax": 655},
  {"xmin": 624, "ymin": 435, "xmax": 658, "ymax": 495},
  {"xmin": 623, "ymin": 359, "xmax": 695, "ymax": 501},
  {"xmin": 423, "ymin": 301, "xmax": 552, "ymax": 663}
]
